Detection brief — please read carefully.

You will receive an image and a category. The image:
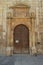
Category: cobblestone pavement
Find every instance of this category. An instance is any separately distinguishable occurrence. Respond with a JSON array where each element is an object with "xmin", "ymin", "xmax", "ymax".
[{"xmin": 0, "ymin": 54, "xmax": 43, "ymax": 65}]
